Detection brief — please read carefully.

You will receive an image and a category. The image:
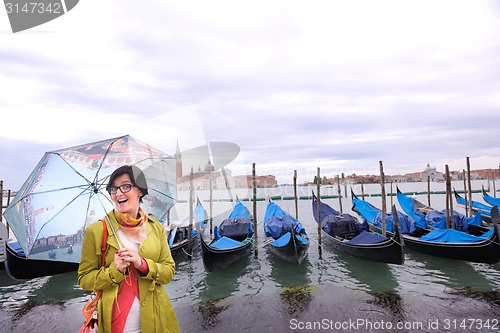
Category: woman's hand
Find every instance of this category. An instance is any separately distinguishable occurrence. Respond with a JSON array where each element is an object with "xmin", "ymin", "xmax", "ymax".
[
  {"xmin": 116, "ymin": 247, "xmax": 142, "ymax": 269},
  {"xmin": 114, "ymin": 251, "xmax": 130, "ymax": 274}
]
